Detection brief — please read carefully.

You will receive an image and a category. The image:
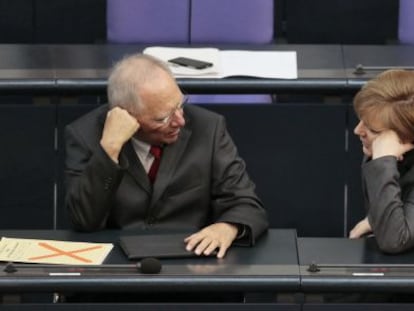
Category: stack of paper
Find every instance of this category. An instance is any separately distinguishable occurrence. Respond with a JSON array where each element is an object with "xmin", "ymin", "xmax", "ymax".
[
  {"xmin": 0, "ymin": 237, "xmax": 113, "ymax": 265},
  {"xmin": 144, "ymin": 46, "xmax": 298, "ymax": 79}
]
